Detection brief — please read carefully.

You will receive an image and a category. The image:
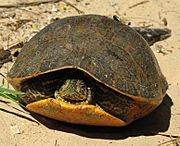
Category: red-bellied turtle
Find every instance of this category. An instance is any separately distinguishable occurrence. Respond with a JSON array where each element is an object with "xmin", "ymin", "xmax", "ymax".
[{"xmin": 7, "ymin": 15, "xmax": 168, "ymax": 126}]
